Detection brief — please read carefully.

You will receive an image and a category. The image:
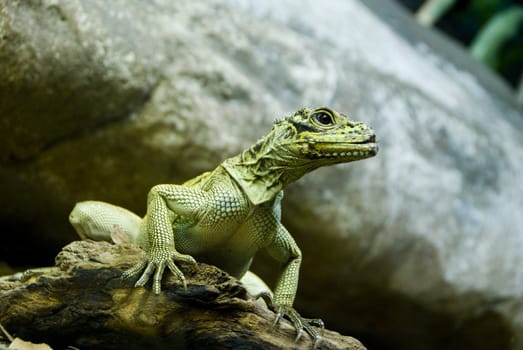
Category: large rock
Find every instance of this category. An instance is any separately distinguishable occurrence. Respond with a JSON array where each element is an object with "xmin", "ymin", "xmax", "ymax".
[{"xmin": 1, "ymin": 0, "xmax": 522, "ymax": 349}]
